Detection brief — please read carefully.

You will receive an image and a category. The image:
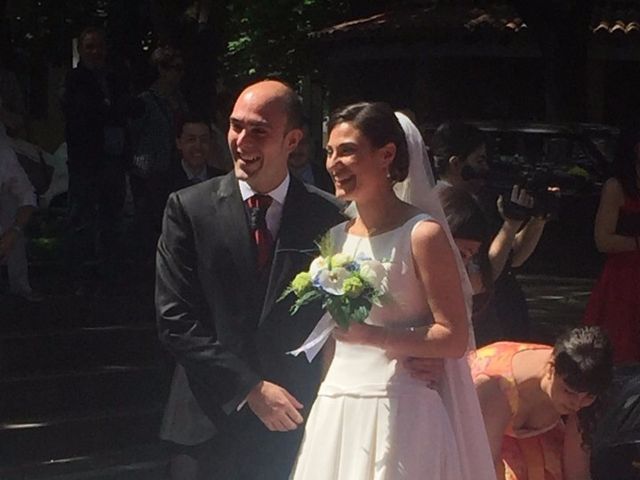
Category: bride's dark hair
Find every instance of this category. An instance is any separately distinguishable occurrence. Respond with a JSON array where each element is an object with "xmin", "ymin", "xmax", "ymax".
[
  {"xmin": 552, "ymin": 326, "xmax": 613, "ymax": 448},
  {"xmin": 328, "ymin": 102, "xmax": 410, "ymax": 182}
]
